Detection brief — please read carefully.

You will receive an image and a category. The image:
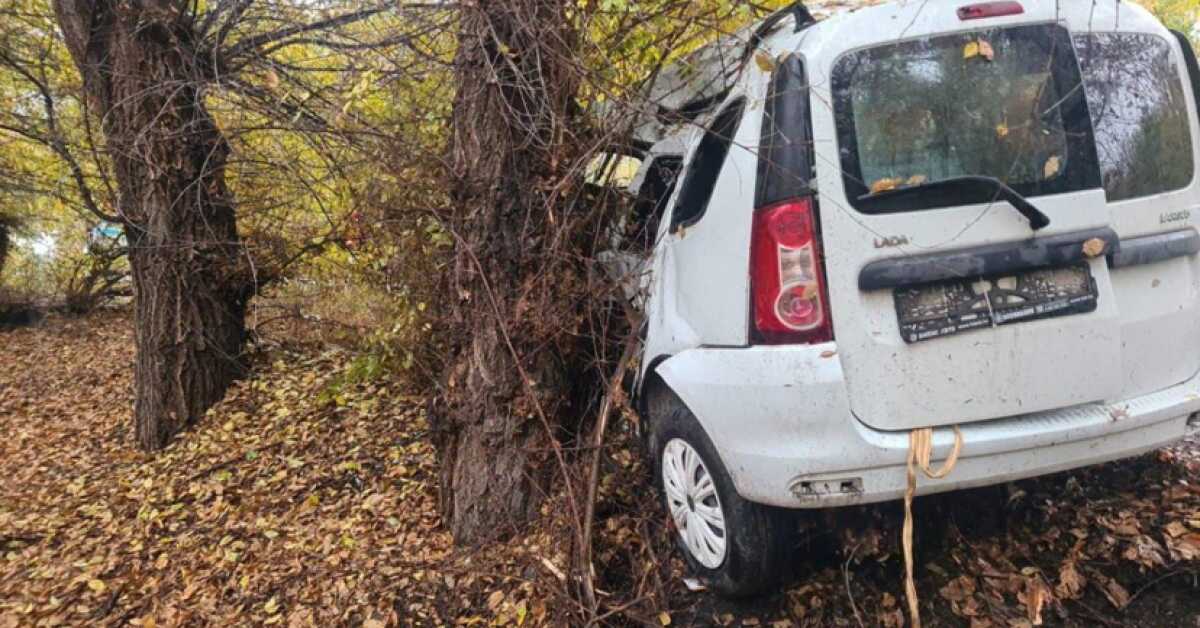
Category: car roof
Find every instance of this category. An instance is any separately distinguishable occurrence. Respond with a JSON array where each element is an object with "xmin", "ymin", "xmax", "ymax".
[{"xmin": 635, "ymin": 0, "xmax": 1168, "ymax": 150}]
